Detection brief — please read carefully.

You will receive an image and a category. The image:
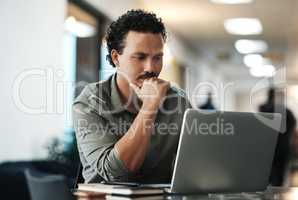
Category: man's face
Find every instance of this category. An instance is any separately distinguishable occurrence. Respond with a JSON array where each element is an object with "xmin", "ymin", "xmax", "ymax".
[{"xmin": 115, "ymin": 31, "xmax": 164, "ymax": 88}]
